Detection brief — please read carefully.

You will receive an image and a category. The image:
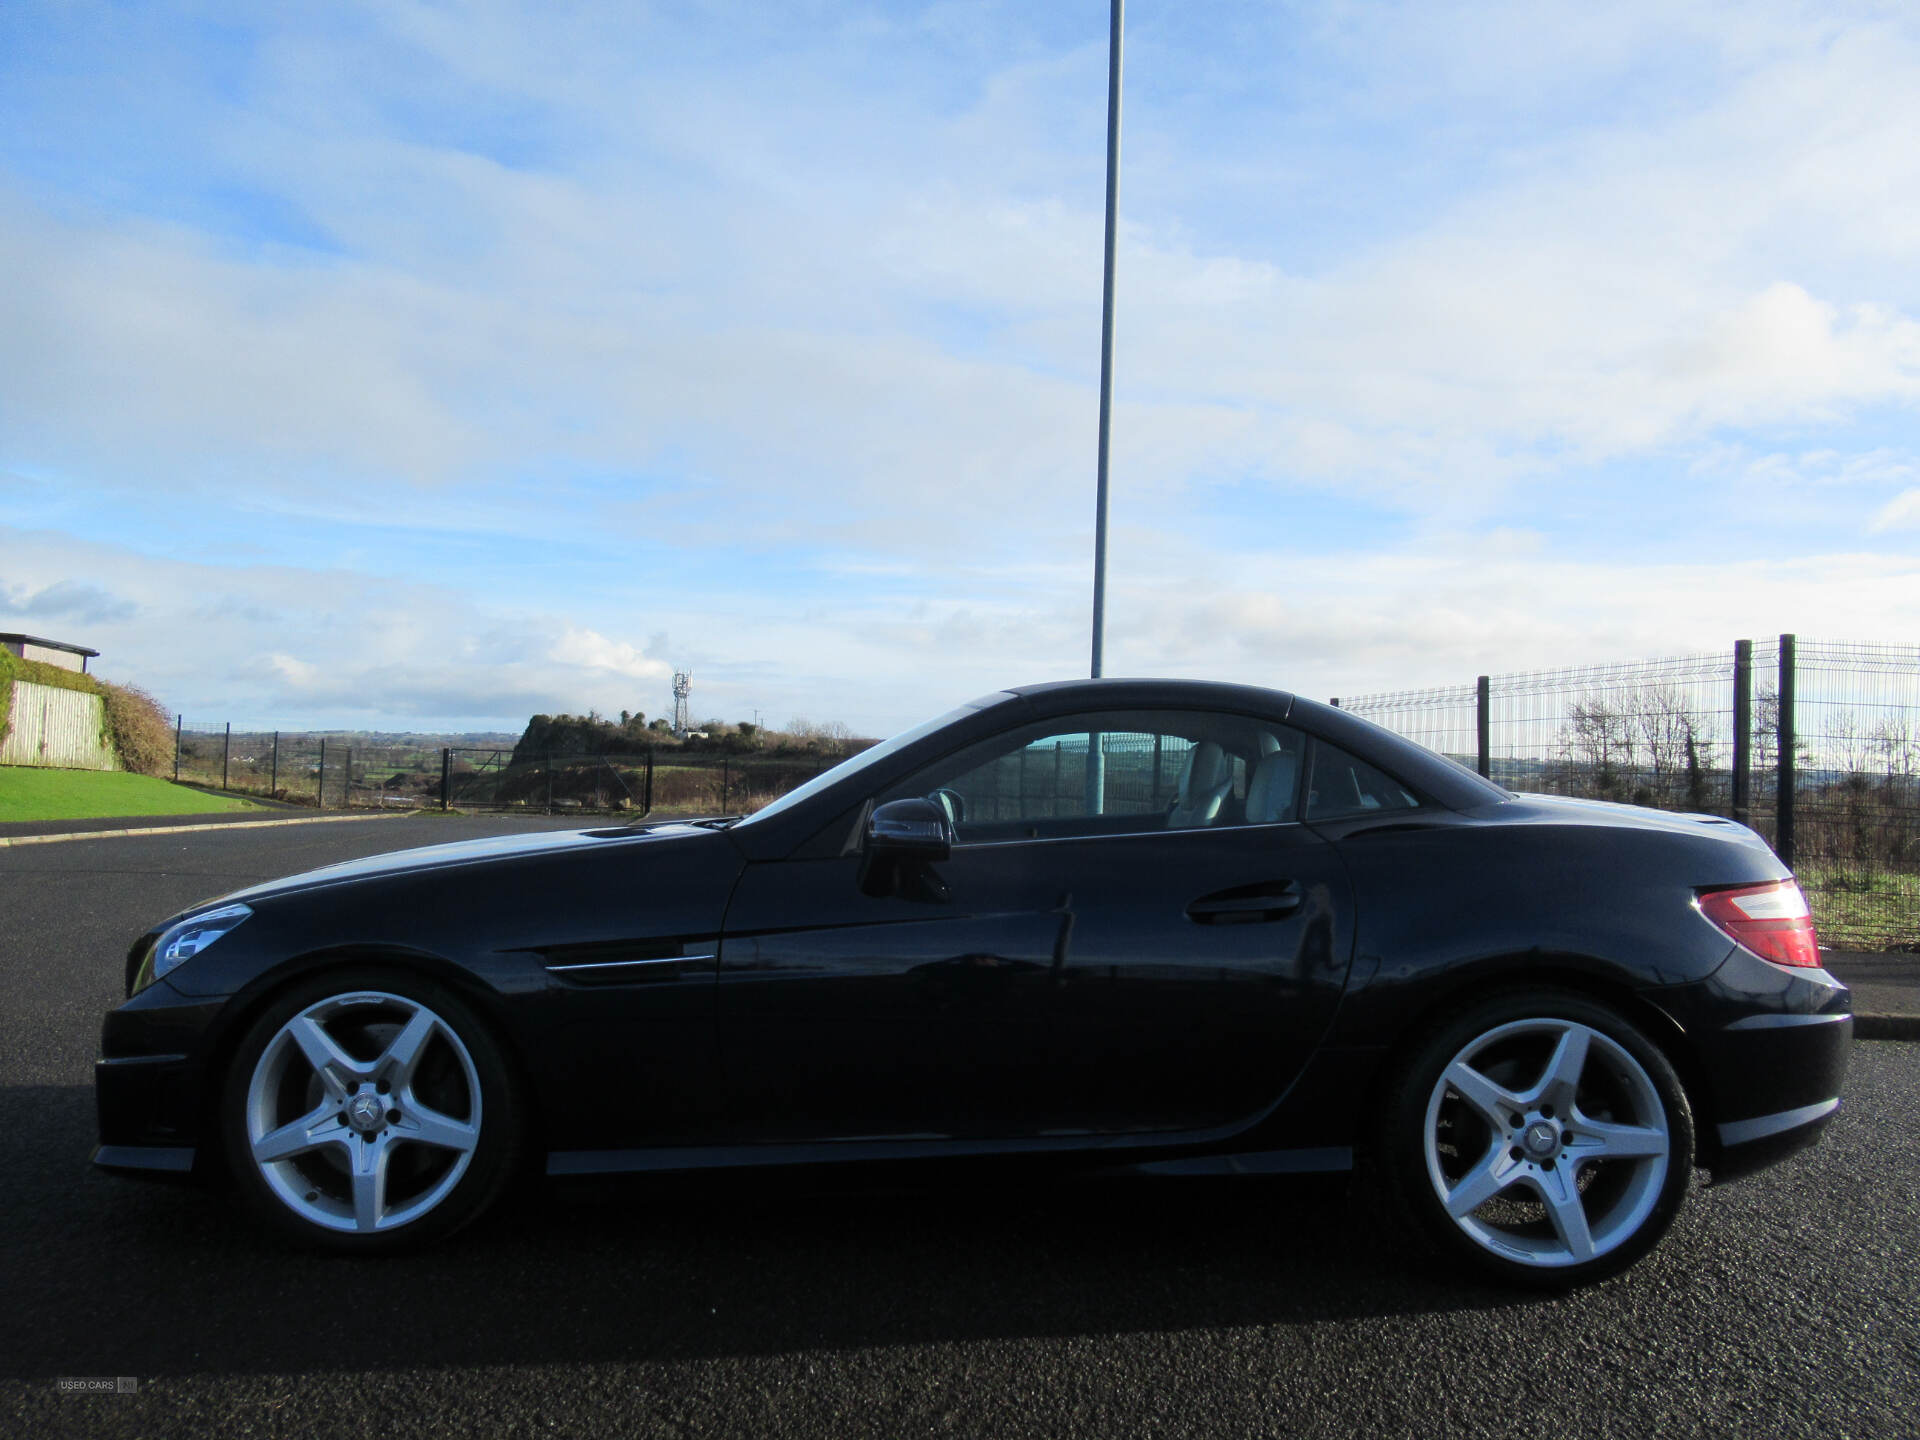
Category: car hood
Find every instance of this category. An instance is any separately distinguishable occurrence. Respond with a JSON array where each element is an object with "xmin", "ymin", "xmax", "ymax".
[{"xmin": 210, "ymin": 821, "xmax": 727, "ymax": 909}]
